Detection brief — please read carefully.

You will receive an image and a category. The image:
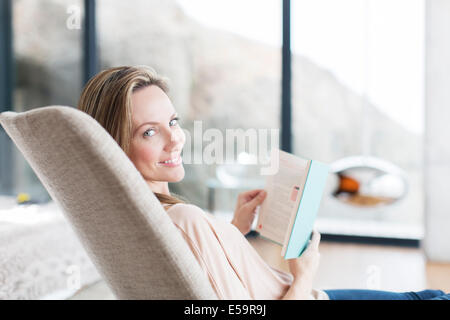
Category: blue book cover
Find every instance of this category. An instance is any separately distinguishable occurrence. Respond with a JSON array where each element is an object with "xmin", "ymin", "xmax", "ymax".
[
  {"xmin": 256, "ymin": 149, "xmax": 329, "ymax": 260},
  {"xmin": 282, "ymin": 160, "xmax": 329, "ymax": 259}
]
